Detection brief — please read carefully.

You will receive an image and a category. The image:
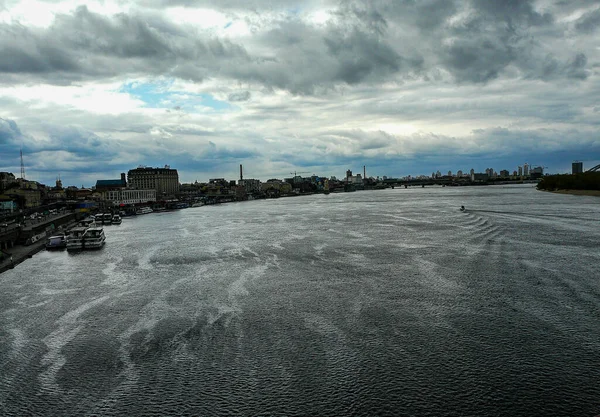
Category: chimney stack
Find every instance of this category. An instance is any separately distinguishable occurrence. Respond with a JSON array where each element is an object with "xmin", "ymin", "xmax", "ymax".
[
  {"xmin": 240, "ymin": 164, "xmax": 243, "ymax": 181},
  {"xmin": 363, "ymin": 165, "xmax": 366, "ymax": 178}
]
